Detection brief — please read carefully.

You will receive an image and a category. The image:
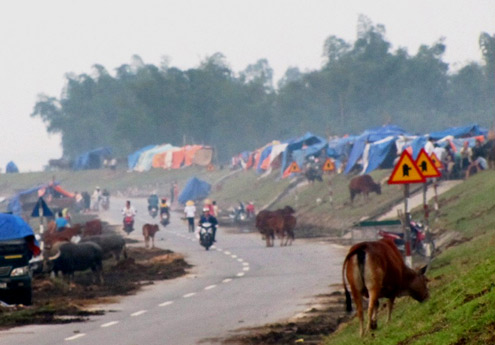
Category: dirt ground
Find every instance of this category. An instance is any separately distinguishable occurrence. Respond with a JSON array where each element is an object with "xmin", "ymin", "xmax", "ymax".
[{"xmin": 0, "ymin": 246, "xmax": 190, "ymax": 329}]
